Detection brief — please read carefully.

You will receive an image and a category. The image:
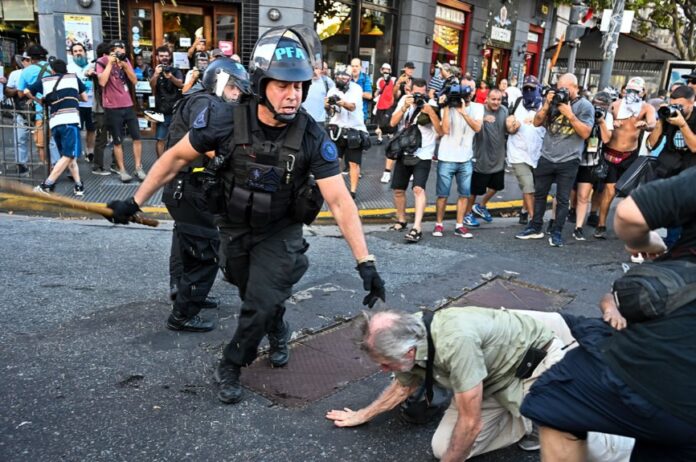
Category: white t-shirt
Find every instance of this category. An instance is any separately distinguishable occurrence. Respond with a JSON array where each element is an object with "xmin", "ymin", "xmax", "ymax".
[
  {"xmin": 506, "ymin": 104, "xmax": 546, "ymax": 167},
  {"xmin": 327, "ymin": 81, "xmax": 367, "ymax": 132},
  {"xmin": 505, "ymin": 86, "xmax": 522, "ymax": 108},
  {"xmin": 394, "ymin": 95, "xmax": 440, "ymax": 160},
  {"xmin": 7, "ymin": 68, "xmax": 22, "ymax": 90},
  {"xmin": 438, "ymin": 102, "xmax": 484, "ymax": 163},
  {"xmin": 66, "ymin": 62, "xmax": 93, "ymax": 107}
]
